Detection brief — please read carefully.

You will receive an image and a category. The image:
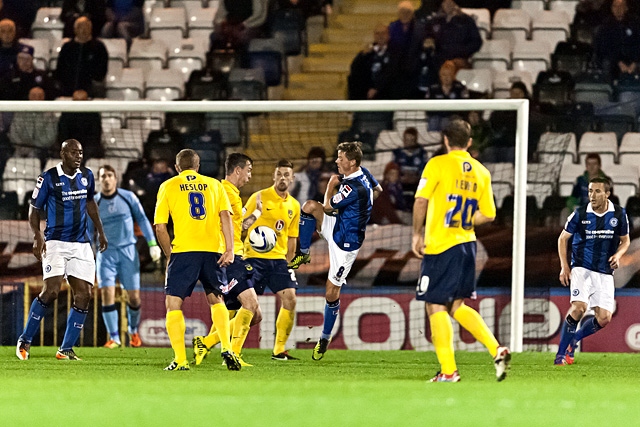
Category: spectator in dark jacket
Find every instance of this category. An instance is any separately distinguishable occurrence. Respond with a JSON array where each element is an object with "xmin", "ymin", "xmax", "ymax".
[
  {"xmin": 57, "ymin": 89, "xmax": 104, "ymax": 162},
  {"xmin": 593, "ymin": 0, "xmax": 640, "ymax": 80},
  {"xmin": 423, "ymin": 0, "xmax": 482, "ymax": 71},
  {"xmin": 348, "ymin": 24, "xmax": 399, "ymax": 100},
  {"xmin": 424, "ymin": 60, "xmax": 469, "ymax": 130},
  {"xmin": 0, "ymin": 0, "xmax": 37, "ymax": 39},
  {"xmin": 61, "ymin": 0, "xmax": 107, "ymax": 39},
  {"xmin": 0, "ymin": 19, "xmax": 24, "ymax": 75},
  {"xmin": 55, "ymin": 17, "xmax": 109, "ymax": 97},
  {"xmin": 388, "ymin": 1, "xmax": 426, "ymax": 98},
  {"xmin": 483, "ymin": 81, "xmax": 528, "ymax": 164},
  {"xmin": 101, "ymin": 0, "xmax": 144, "ymax": 49},
  {"xmin": 0, "ymin": 44, "xmax": 55, "ymax": 100}
]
